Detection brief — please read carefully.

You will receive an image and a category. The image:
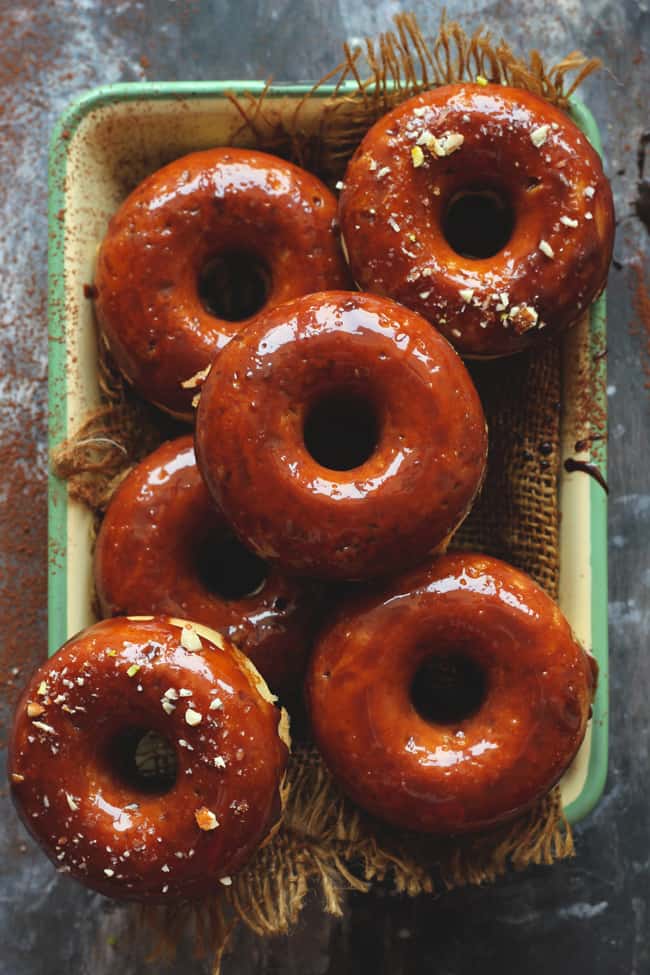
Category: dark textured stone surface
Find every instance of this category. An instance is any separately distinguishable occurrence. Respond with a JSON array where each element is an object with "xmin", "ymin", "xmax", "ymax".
[{"xmin": 0, "ymin": 1, "xmax": 648, "ymax": 972}]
